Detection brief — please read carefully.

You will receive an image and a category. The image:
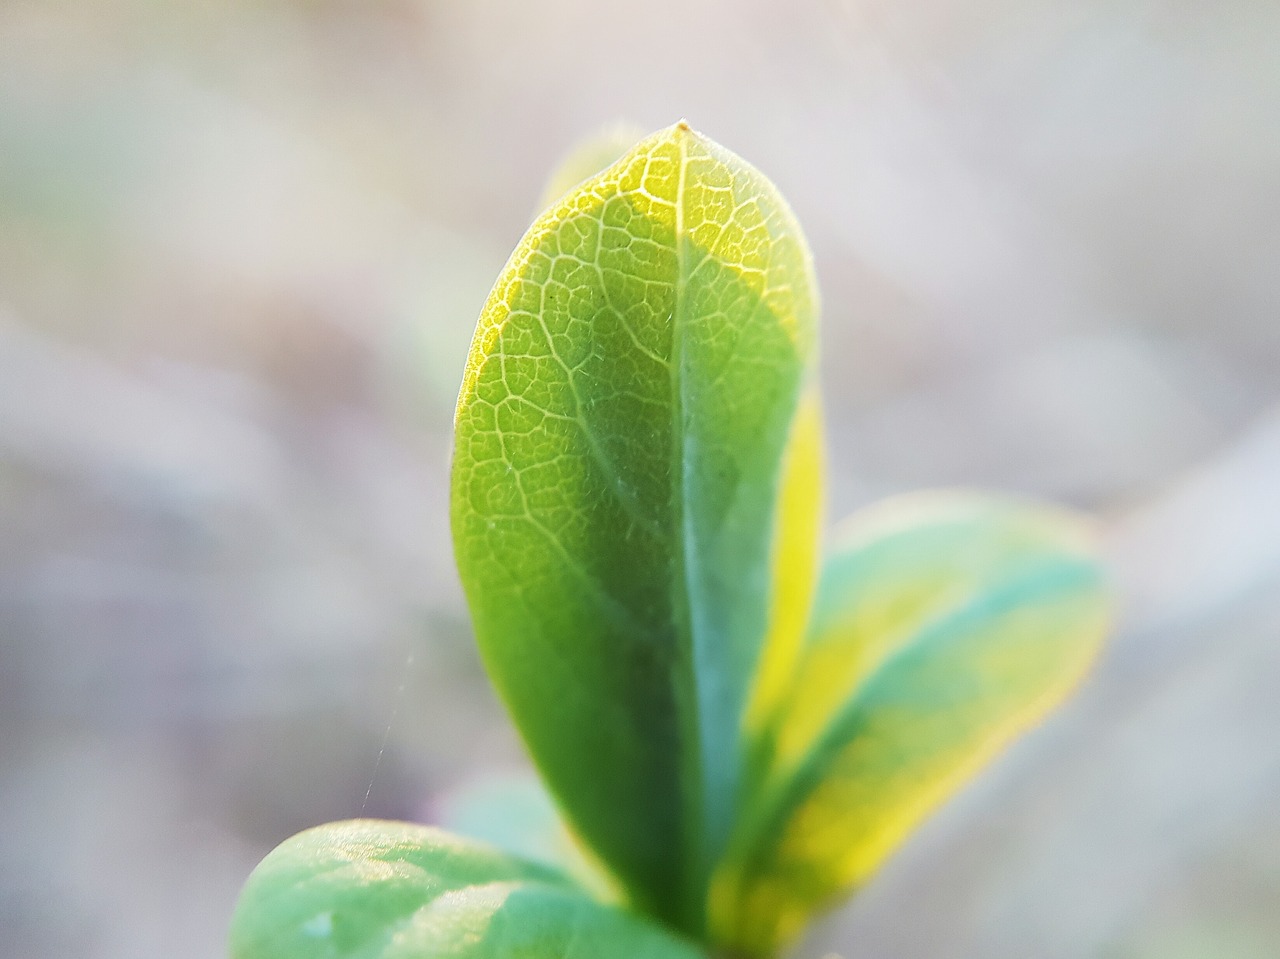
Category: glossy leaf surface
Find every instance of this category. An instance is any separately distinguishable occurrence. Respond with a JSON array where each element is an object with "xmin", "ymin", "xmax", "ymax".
[
  {"xmin": 711, "ymin": 492, "xmax": 1111, "ymax": 954},
  {"xmin": 450, "ymin": 122, "xmax": 820, "ymax": 931},
  {"xmin": 229, "ymin": 820, "xmax": 705, "ymax": 959}
]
